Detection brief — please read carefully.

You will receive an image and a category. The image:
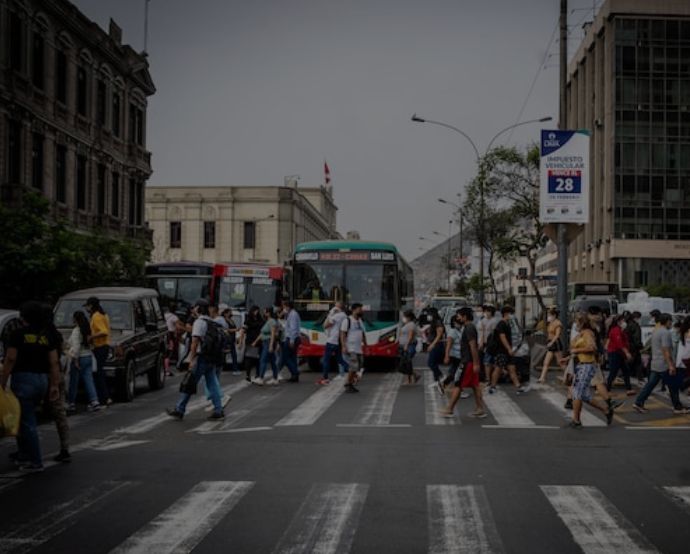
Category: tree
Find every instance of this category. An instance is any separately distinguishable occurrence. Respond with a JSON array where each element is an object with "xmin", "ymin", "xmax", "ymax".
[{"xmin": 463, "ymin": 145, "xmax": 549, "ymax": 313}]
